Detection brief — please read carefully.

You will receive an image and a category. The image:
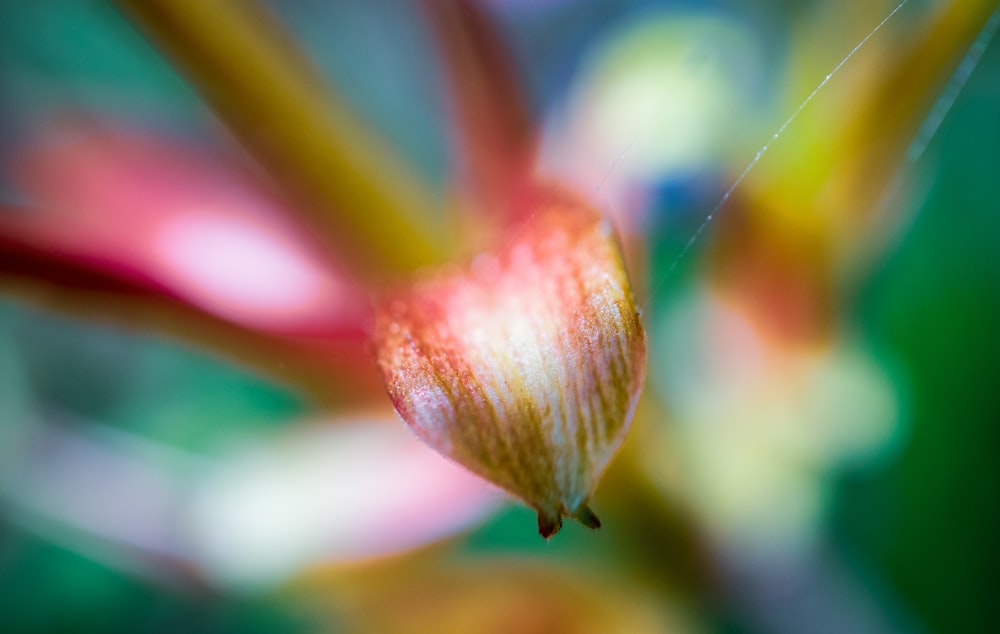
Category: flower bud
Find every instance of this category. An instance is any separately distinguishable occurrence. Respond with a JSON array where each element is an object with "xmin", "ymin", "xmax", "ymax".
[{"xmin": 374, "ymin": 184, "xmax": 646, "ymax": 537}]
